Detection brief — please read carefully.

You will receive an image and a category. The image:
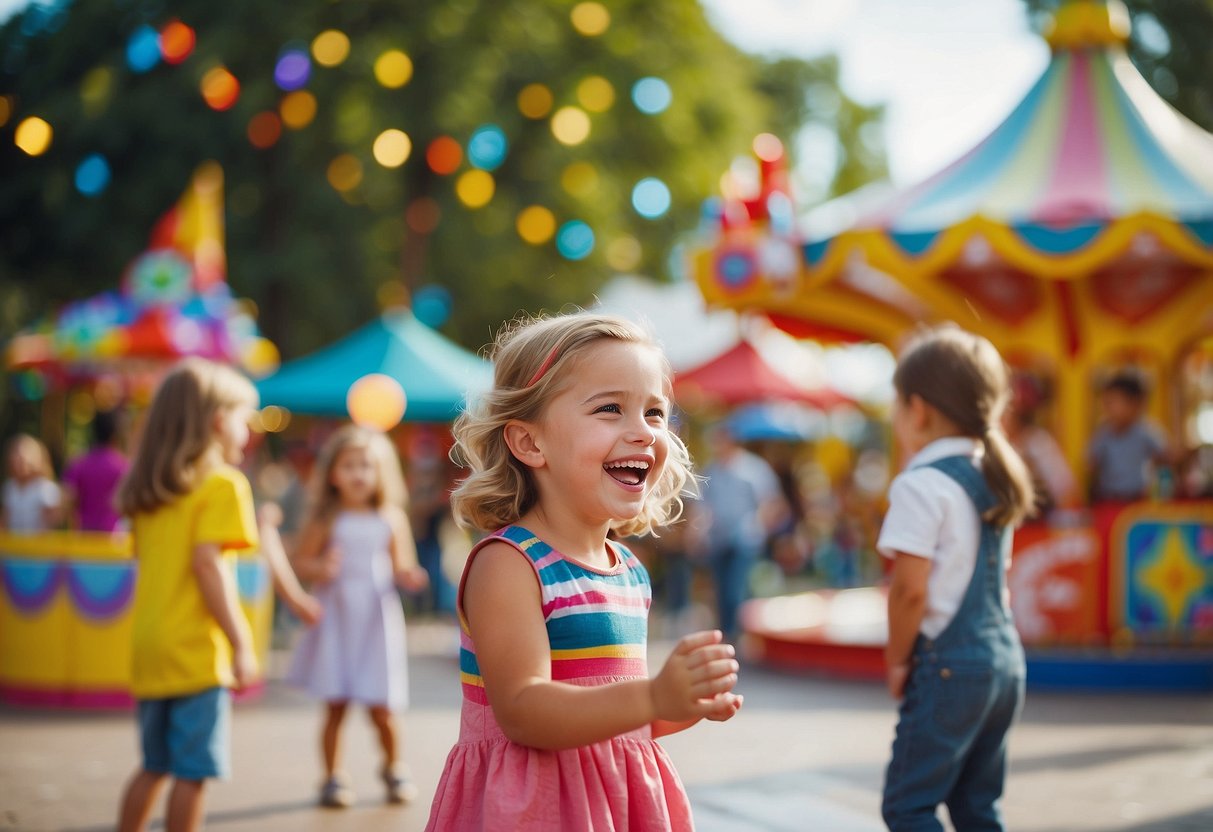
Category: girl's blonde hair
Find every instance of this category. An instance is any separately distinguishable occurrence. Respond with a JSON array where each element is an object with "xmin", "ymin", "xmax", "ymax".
[
  {"xmin": 307, "ymin": 424, "xmax": 406, "ymax": 523},
  {"xmin": 450, "ymin": 311, "xmax": 695, "ymax": 537},
  {"xmin": 6, "ymin": 433, "xmax": 54, "ymax": 480},
  {"xmin": 116, "ymin": 358, "xmax": 258, "ymax": 515},
  {"xmin": 893, "ymin": 324, "xmax": 1036, "ymax": 528}
]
